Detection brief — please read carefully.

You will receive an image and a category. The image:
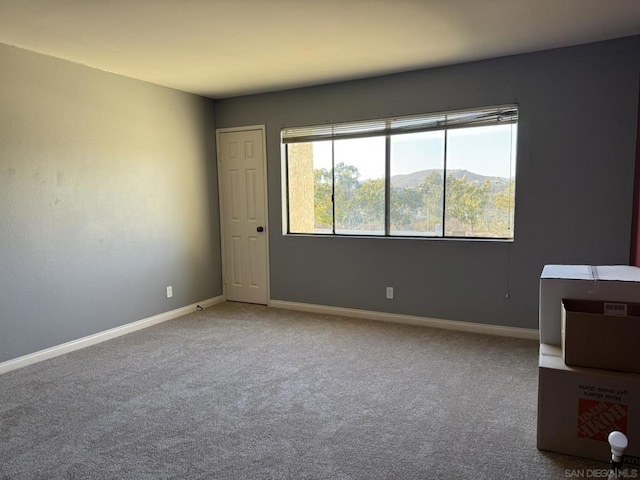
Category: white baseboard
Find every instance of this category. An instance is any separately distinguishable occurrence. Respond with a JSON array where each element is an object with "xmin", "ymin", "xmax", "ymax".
[
  {"xmin": 0, "ymin": 295, "xmax": 226, "ymax": 375},
  {"xmin": 269, "ymin": 300, "xmax": 539, "ymax": 340}
]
